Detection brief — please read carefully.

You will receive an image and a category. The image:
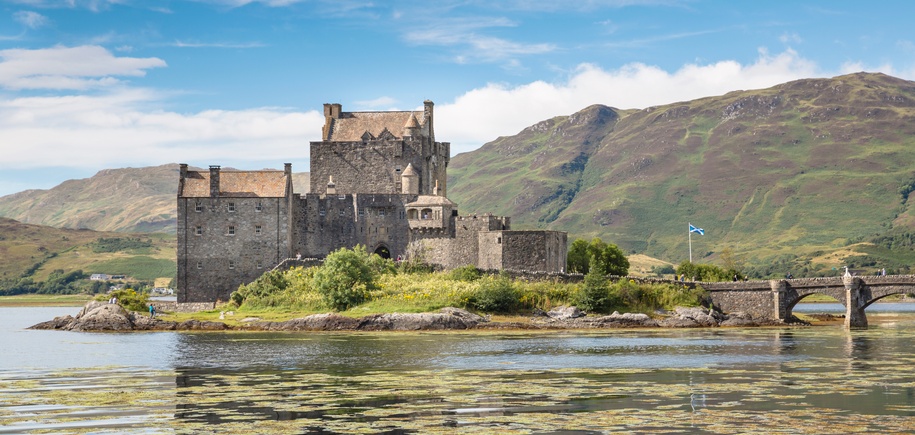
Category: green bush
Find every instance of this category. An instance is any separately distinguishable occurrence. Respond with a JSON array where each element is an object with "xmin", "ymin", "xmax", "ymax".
[
  {"xmin": 676, "ymin": 261, "xmax": 741, "ymax": 282},
  {"xmin": 567, "ymin": 237, "xmax": 630, "ymax": 275},
  {"xmin": 468, "ymin": 275, "xmax": 519, "ymax": 313},
  {"xmin": 312, "ymin": 246, "xmax": 376, "ymax": 311},
  {"xmin": 449, "ymin": 265, "xmax": 482, "ymax": 282},
  {"xmin": 96, "ymin": 288, "xmax": 149, "ymax": 312}
]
